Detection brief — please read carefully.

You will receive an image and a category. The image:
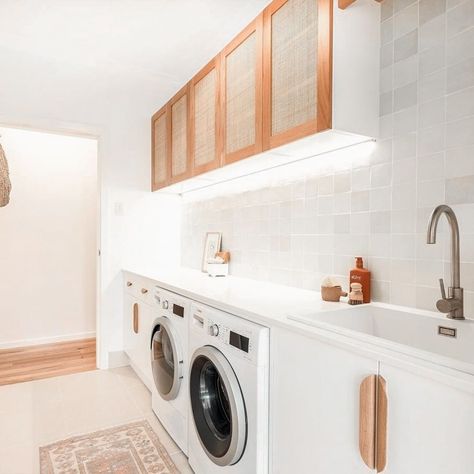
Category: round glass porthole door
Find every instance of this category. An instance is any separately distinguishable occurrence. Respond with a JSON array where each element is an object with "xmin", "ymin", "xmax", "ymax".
[
  {"xmin": 151, "ymin": 317, "xmax": 183, "ymax": 401},
  {"xmin": 190, "ymin": 346, "xmax": 247, "ymax": 466}
]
